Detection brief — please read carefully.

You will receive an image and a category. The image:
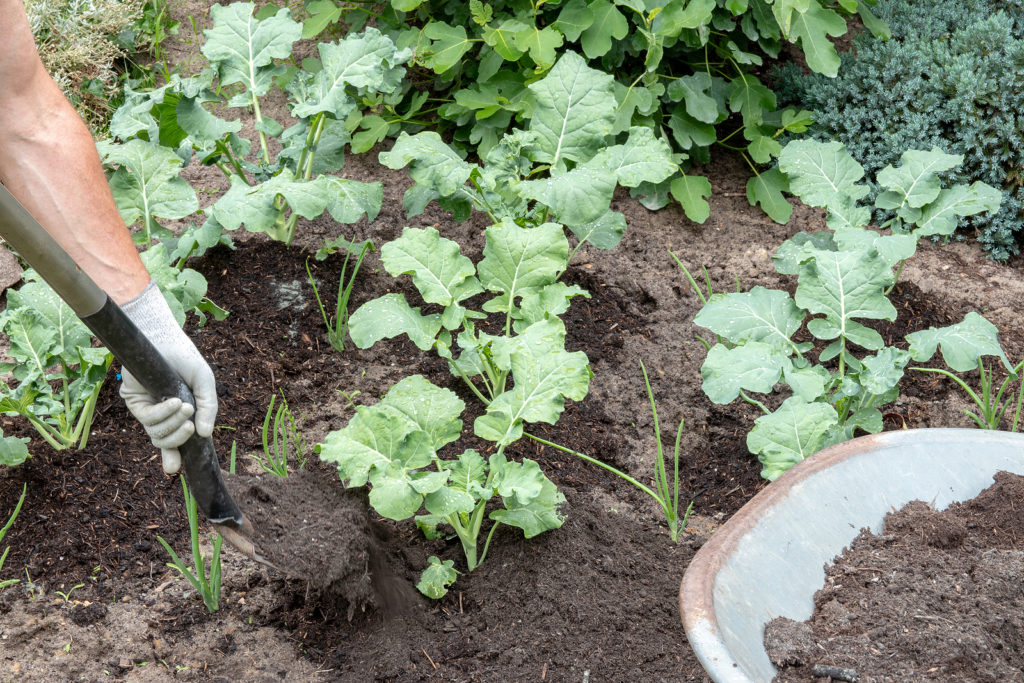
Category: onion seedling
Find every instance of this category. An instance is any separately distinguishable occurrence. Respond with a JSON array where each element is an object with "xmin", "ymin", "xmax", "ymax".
[
  {"xmin": 156, "ymin": 477, "xmax": 222, "ymax": 612},
  {"xmin": 526, "ymin": 361, "xmax": 693, "ymax": 542},
  {"xmin": 0, "ymin": 484, "xmax": 26, "ymax": 590},
  {"xmin": 249, "ymin": 392, "xmax": 305, "ymax": 477},
  {"xmin": 305, "ymin": 239, "xmax": 374, "ymax": 353},
  {"xmin": 911, "ymin": 358, "xmax": 1024, "ymax": 431}
]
